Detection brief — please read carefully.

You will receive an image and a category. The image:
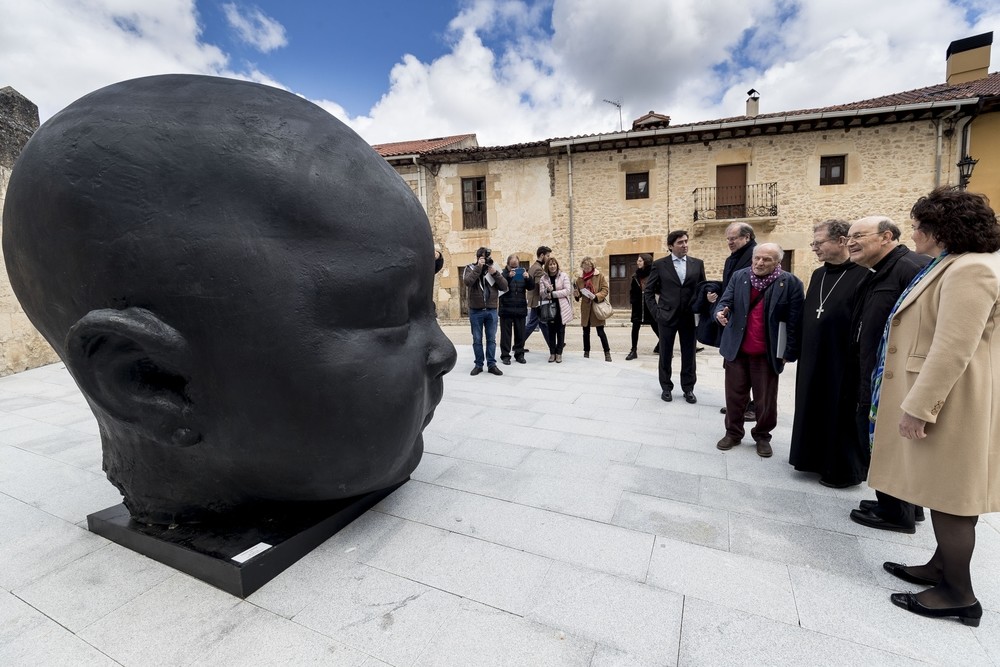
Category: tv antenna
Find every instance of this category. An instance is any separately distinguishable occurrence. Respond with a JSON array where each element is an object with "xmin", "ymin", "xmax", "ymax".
[{"xmin": 603, "ymin": 98, "xmax": 623, "ymax": 132}]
